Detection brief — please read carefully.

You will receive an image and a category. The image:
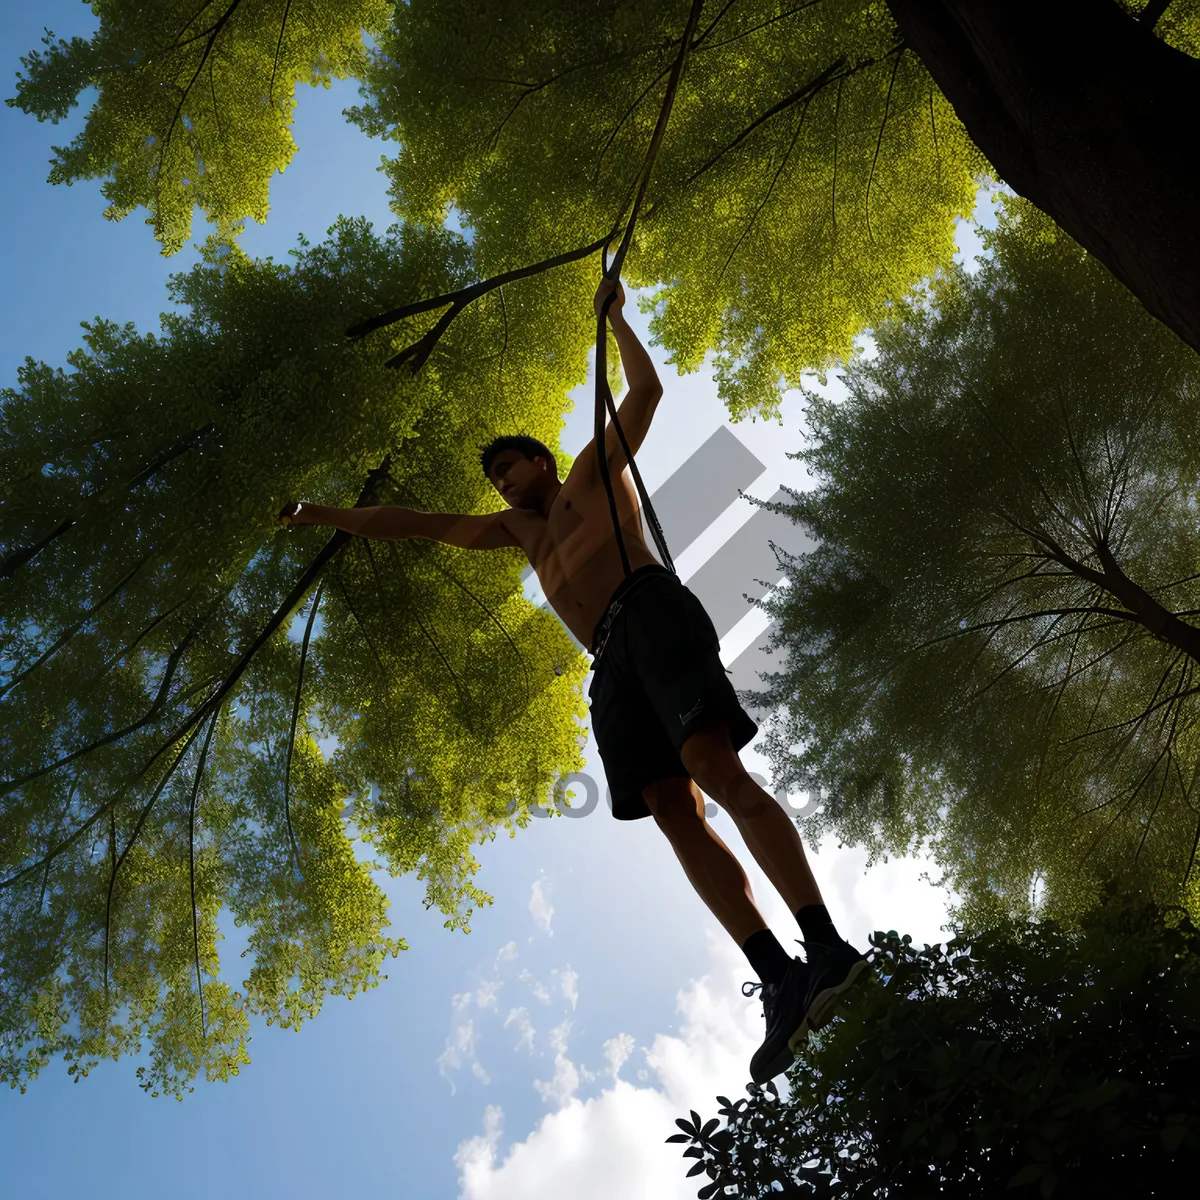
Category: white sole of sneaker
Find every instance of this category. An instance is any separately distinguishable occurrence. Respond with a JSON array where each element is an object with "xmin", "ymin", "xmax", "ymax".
[{"xmin": 789, "ymin": 958, "xmax": 871, "ymax": 1048}]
